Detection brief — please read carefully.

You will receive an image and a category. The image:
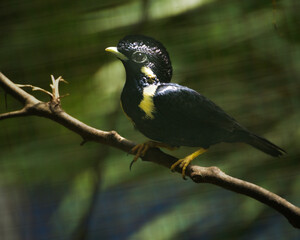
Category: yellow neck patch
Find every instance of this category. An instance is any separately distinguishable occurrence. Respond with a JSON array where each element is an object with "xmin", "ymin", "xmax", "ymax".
[
  {"xmin": 138, "ymin": 84, "xmax": 158, "ymax": 119},
  {"xmin": 141, "ymin": 66, "xmax": 156, "ymax": 79}
]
